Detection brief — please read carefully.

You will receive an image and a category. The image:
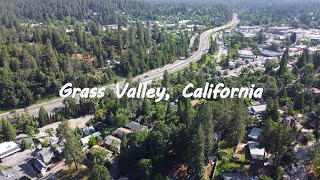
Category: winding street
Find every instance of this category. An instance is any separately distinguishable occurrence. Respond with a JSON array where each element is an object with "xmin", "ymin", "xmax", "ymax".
[{"xmin": 0, "ymin": 13, "xmax": 239, "ymax": 119}]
